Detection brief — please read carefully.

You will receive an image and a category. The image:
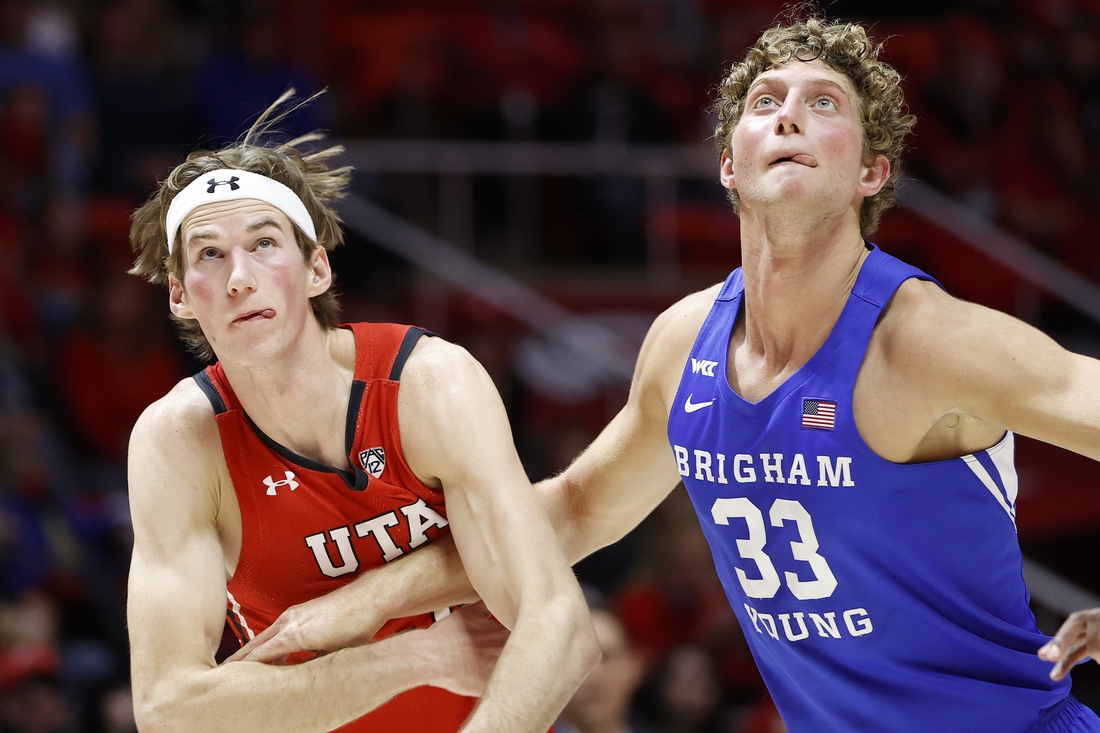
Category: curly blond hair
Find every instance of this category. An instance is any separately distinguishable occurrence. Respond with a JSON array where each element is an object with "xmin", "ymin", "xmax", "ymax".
[
  {"xmin": 130, "ymin": 90, "xmax": 351, "ymax": 362},
  {"xmin": 713, "ymin": 17, "xmax": 915, "ymax": 236}
]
